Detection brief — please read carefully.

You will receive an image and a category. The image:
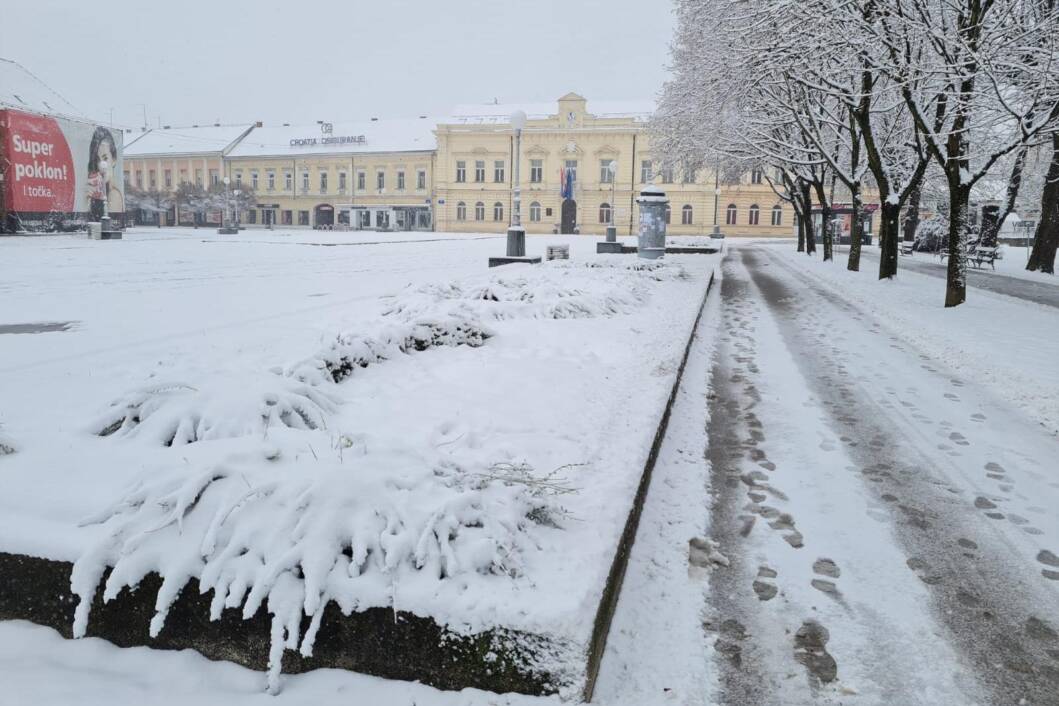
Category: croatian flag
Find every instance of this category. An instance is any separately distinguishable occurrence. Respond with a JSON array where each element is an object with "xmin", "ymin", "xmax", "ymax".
[{"xmin": 560, "ymin": 168, "xmax": 573, "ymax": 199}]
